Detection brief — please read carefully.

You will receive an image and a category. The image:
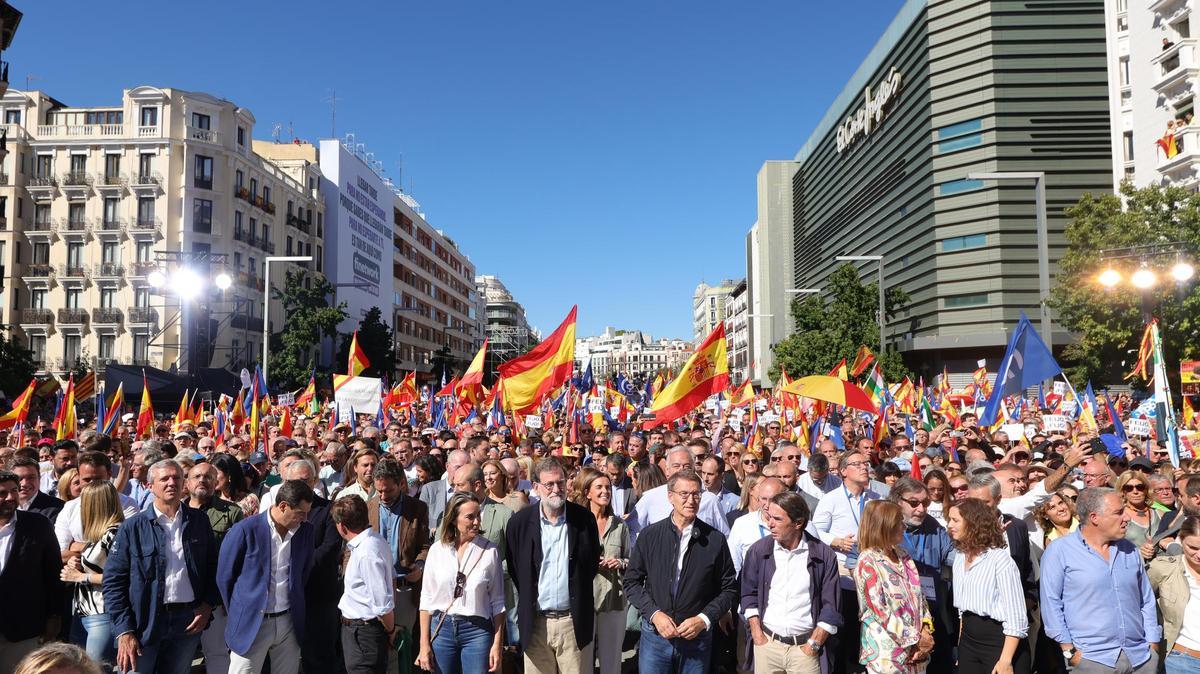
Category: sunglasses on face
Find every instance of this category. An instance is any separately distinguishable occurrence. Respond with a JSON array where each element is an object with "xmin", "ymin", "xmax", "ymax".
[
  {"xmin": 951, "ymin": 484, "xmax": 969, "ymax": 492},
  {"xmin": 742, "ymin": 459, "xmax": 762, "ymax": 466},
  {"xmin": 901, "ymin": 497, "xmax": 932, "ymax": 508},
  {"xmin": 1122, "ymin": 483, "xmax": 1147, "ymax": 493}
]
